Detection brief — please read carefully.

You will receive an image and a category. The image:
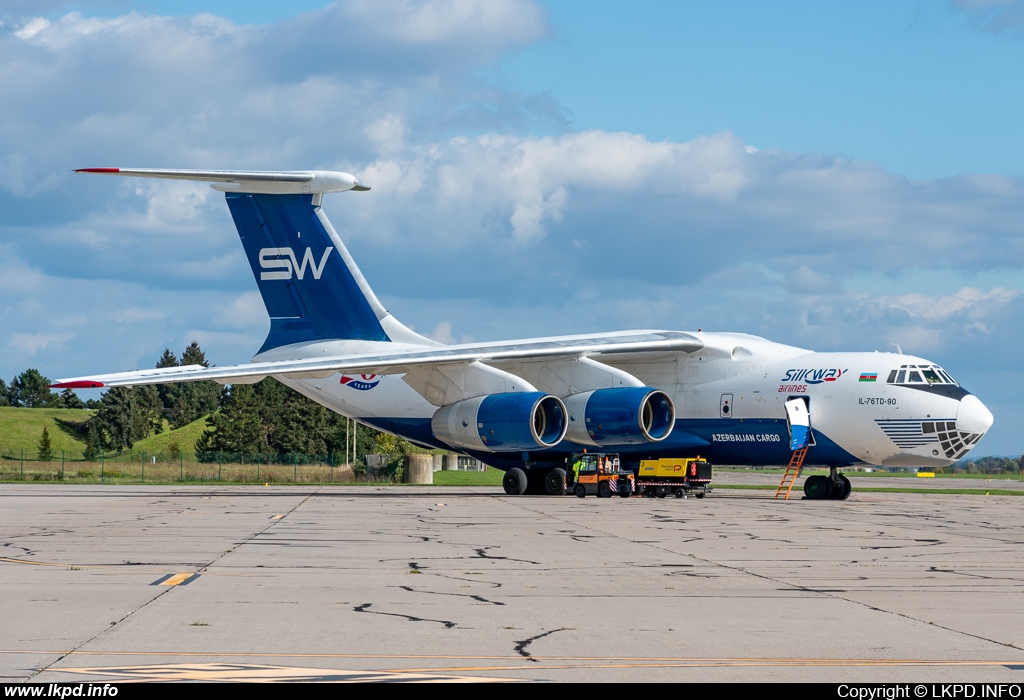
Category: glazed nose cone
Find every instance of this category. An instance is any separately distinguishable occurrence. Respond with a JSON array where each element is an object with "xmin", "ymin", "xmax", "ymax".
[{"xmin": 957, "ymin": 394, "xmax": 994, "ymax": 435}]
